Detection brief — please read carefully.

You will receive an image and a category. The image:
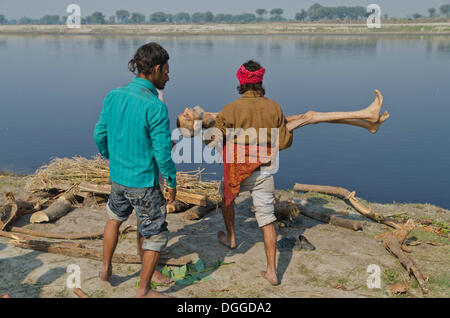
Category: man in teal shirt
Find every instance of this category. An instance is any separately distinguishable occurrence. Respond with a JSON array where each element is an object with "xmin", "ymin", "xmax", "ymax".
[{"xmin": 94, "ymin": 42, "xmax": 176, "ymax": 298}]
